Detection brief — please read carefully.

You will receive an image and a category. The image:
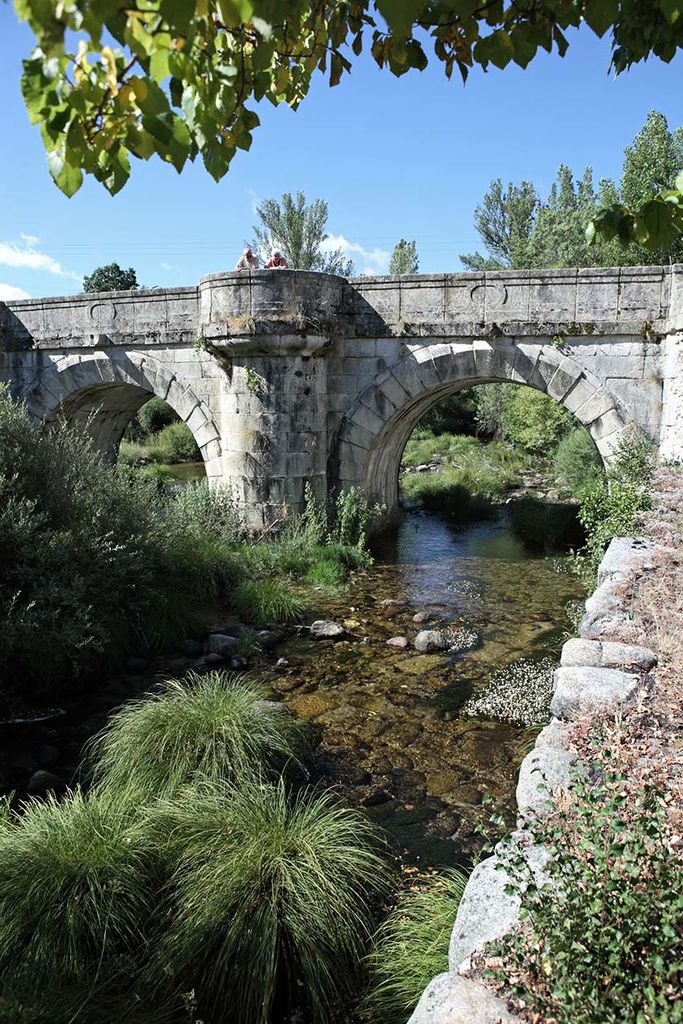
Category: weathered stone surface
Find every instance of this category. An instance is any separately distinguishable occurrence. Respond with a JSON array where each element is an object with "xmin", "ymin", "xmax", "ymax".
[
  {"xmin": 415, "ymin": 629, "xmax": 449, "ymax": 653},
  {"xmin": 413, "ymin": 610, "xmax": 432, "ymax": 624},
  {"xmin": 550, "ymin": 666, "xmax": 639, "ymax": 720},
  {"xmin": 386, "ymin": 636, "xmax": 409, "ymax": 648},
  {"xmin": 448, "ymin": 856, "xmax": 521, "ymax": 971},
  {"xmin": 309, "ymin": 619, "xmax": 345, "ymax": 640},
  {"xmin": 579, "ymin": 579, "xmax": 629, "ymax": 639},
  {"xmin": 408, "ymin": 973, "xmax": 521, "ymax": 1024},
  {"xmin": 379, "ymin": 598, "xmax": 406, "ymax": 617},
  {"xmin": 597, "ymin": 536, "xmax": 654, "ymax": 585},
  {"xmin": 561, "ymin": 637, "xmax": 656, "ymax": 671},
  {"xmin": 206, "ymin": 633, "xmax": 240, "ymax": 657},
  {"xmin": 4, "ymin": 267, "xmax": 682, "ymax": 528},
  {"xmin": 516, "ymin": 745, "xmax": 577, "ymax": 823}
]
